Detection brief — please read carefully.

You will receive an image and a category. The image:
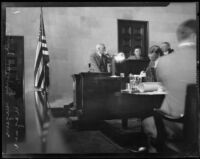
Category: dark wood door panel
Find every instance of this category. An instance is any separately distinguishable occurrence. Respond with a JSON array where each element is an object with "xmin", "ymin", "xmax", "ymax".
[
  {"xmin": 118, "ymin": 20, "xmax": 148, "ymax": 58},
  {"xmin": 3, "ymin": 36, "xmax": 25, "ymax": 143}
]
